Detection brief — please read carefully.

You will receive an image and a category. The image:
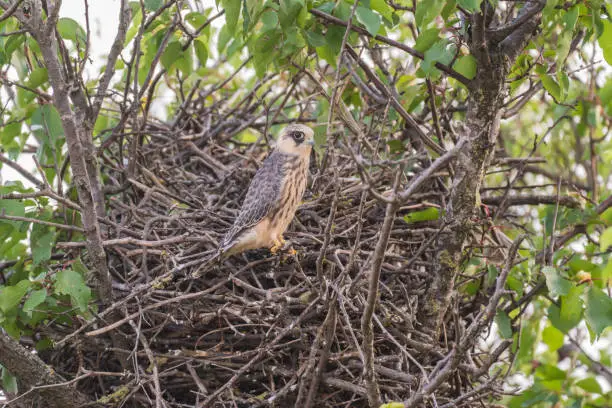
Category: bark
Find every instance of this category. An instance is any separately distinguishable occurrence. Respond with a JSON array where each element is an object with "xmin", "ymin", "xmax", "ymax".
[
  {"xmin": 419, "ymin": 1, "xmax": 546, "ymax": 335},
  {"xmin": 0, "ymin": 333, "xmax": 90, "ymax": 407},
  {"xmin": 16, "ymin": 1, "xmax": 130, "ymax": 365},
  {"xmin": 33, "ymin": 29, "xmax": 114, "ymax": 314}
]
